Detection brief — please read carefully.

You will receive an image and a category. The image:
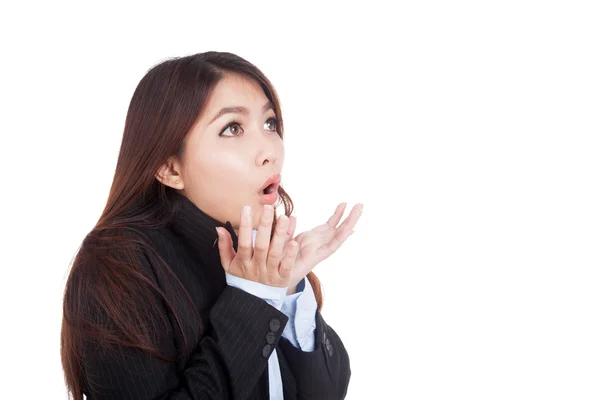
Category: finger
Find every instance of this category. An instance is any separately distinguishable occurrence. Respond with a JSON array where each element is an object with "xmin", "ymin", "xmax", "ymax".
[
  {"xmin": 216, "ymin": 227, "xmax": 235, "ymax": 271},
  {"xmin": 318, "ymin": 204, "xmax": 362, "ymax": 261},
  {"xmin": 237, "ymin": 206, "xmax": 254, "ymax": 262},
  {"xmin": 287, "ymin": 215, "xmax": 297, "ymax": 240},
  {"xmin": 278, "ymin": 240, "xmax": 299, "ymax": 281},
  {"xmin": 326, "ymin": 202, "xmax": 347, "ymax": 228},
  {"xmin": 267, "ymin": 215, "xmax": 289, "ymax": 271},
  {"xmin": 336, "ymin": 203, "xmax": 363, "ymax": 232},
  {"xmin": 318, "ymin": 227, "xmax": 354, "ymax": 261},
  {"xmin": 253, "ymin": 204, "xmax": 275, "ymax": 264}
]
